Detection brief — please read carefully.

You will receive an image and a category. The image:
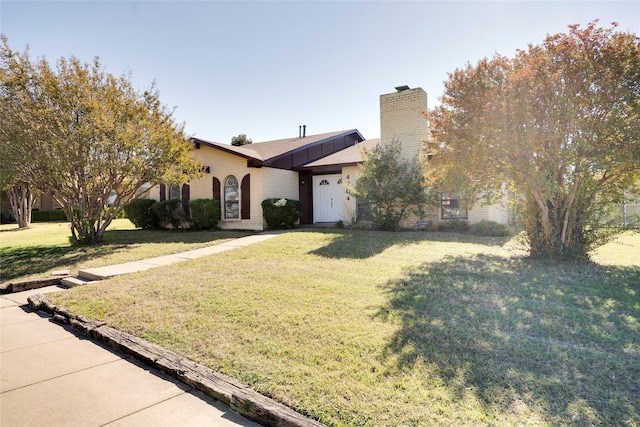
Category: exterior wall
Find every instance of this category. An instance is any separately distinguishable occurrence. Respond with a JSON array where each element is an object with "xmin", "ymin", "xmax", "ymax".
[
  {"xmin": 624, "ymin": 202, "xmax": 640, "ymax": 225},
  {"xmin": 261, "ymin": 167, "xmax": 300, "ymax": 228},
  {"xmin": 378, "ymin": 87, "xmax": 433, "ymax": 229},
  {"xmin": 380, "ymin": 87, "xmax": 429, "ymax": 161},
  {"xmin": 148, "ymin": 147, "xmax": 268, "ymax": 231},
  {"xmin": 261, "ymin": 168, "xmax": 299, "ymax": 201},
  {"xmin": 467, "ymin": 203, "xmax": 510, "ymax": 225},
  {"xmin": 341, "ymin": 166, "xmax": 359, "ymax": 225}
]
